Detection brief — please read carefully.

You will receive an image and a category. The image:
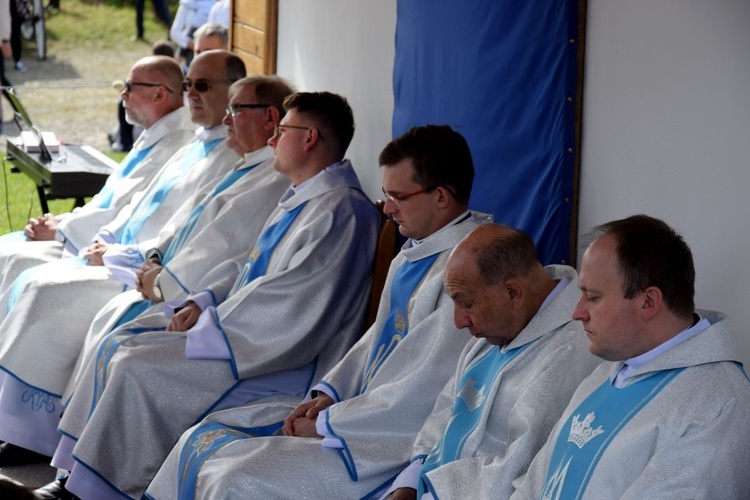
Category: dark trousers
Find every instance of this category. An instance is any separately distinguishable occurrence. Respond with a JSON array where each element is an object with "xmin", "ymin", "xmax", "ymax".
[
  {"xmin": 10, "ymin": 0, "xmax": 23, "ymax": 63},
  {"xmin": 135, "ymin": 0, "xmax": 172, "ymax": 39}
]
